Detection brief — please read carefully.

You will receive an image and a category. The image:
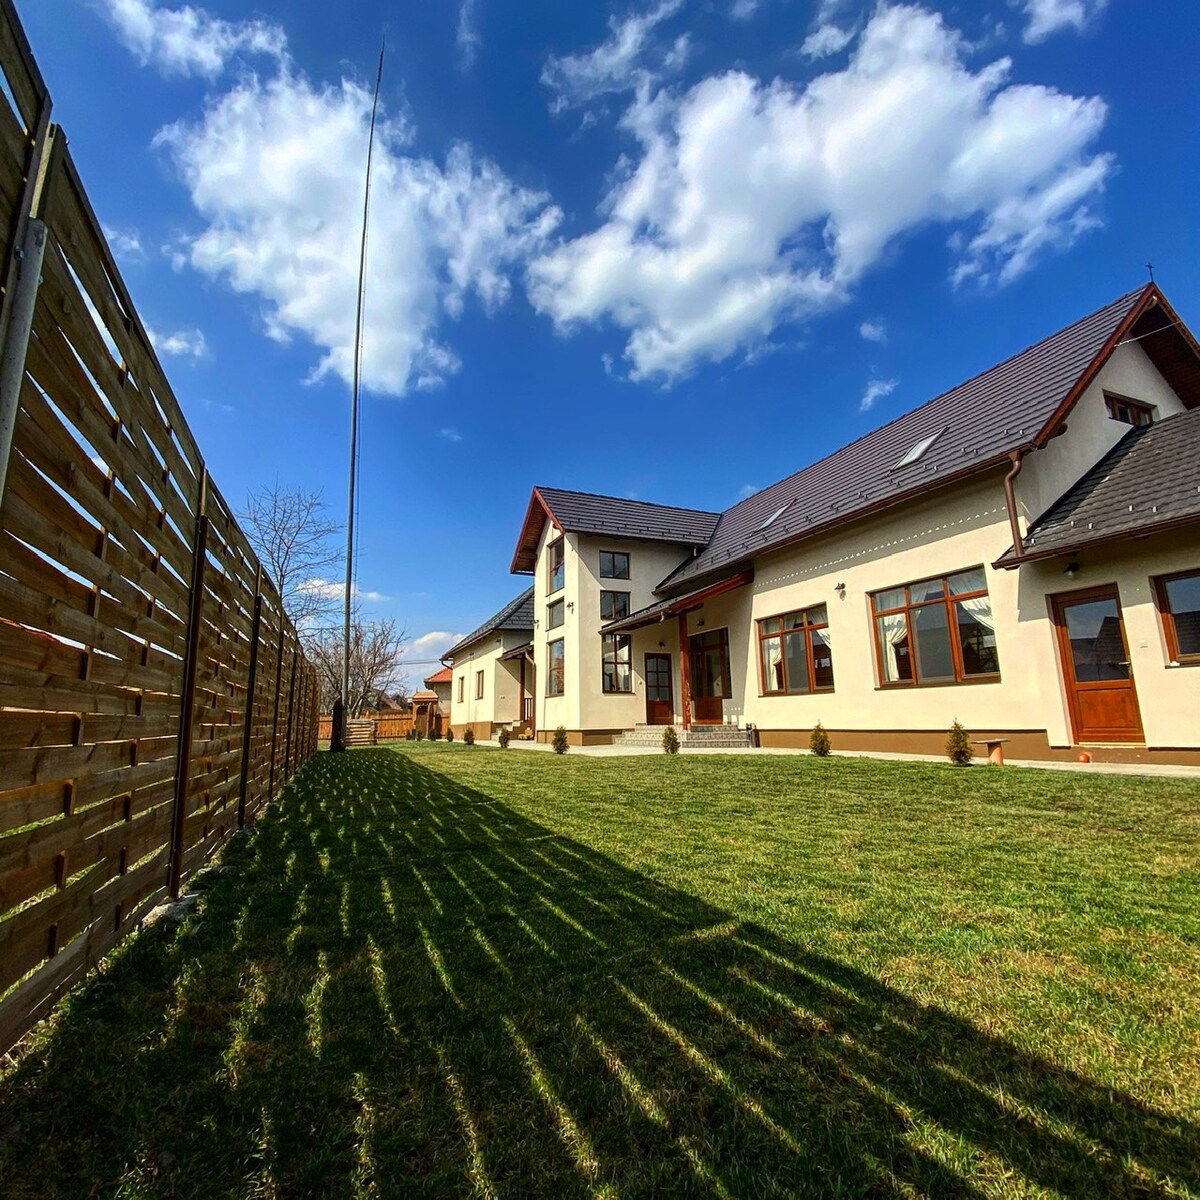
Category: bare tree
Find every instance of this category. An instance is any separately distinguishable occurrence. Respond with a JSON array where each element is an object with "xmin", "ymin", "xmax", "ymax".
[
  {"xmin": 308, "ymin": 618, "xmax": 408, "ymax": 716},
  {"xmin": 240, "ymin": 483, "xmax": 342, "ymax": 627}
]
